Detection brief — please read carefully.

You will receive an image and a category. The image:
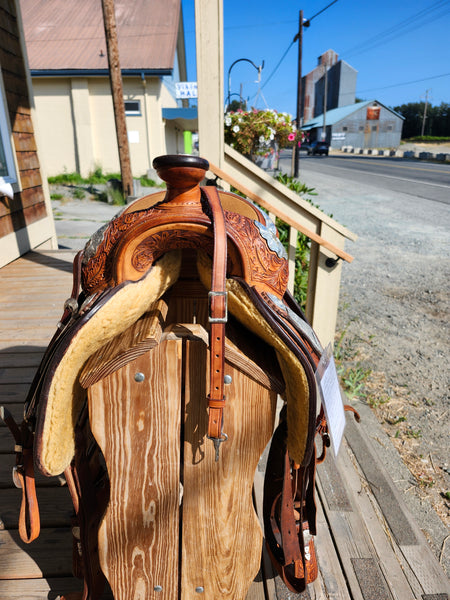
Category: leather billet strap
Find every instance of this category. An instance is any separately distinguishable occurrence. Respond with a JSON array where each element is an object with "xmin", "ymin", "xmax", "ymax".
[
  {"xmin": 200, "ymin": 187, "xmax": 228, "ymax": 459},
  {"xmin": 0, "ymin": 406, "xmax": 40, "ymax": 543}
]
